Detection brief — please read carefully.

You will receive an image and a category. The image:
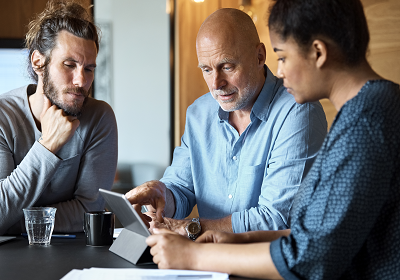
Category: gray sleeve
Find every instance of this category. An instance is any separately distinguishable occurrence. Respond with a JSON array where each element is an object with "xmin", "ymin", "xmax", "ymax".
[
  {"xmin": 0, "ymin": 141, "xmax": 61, "ymax": 235},
  {"xmin": 49, "ymin": 104, "xmax": 118, "ymax": 233}
]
